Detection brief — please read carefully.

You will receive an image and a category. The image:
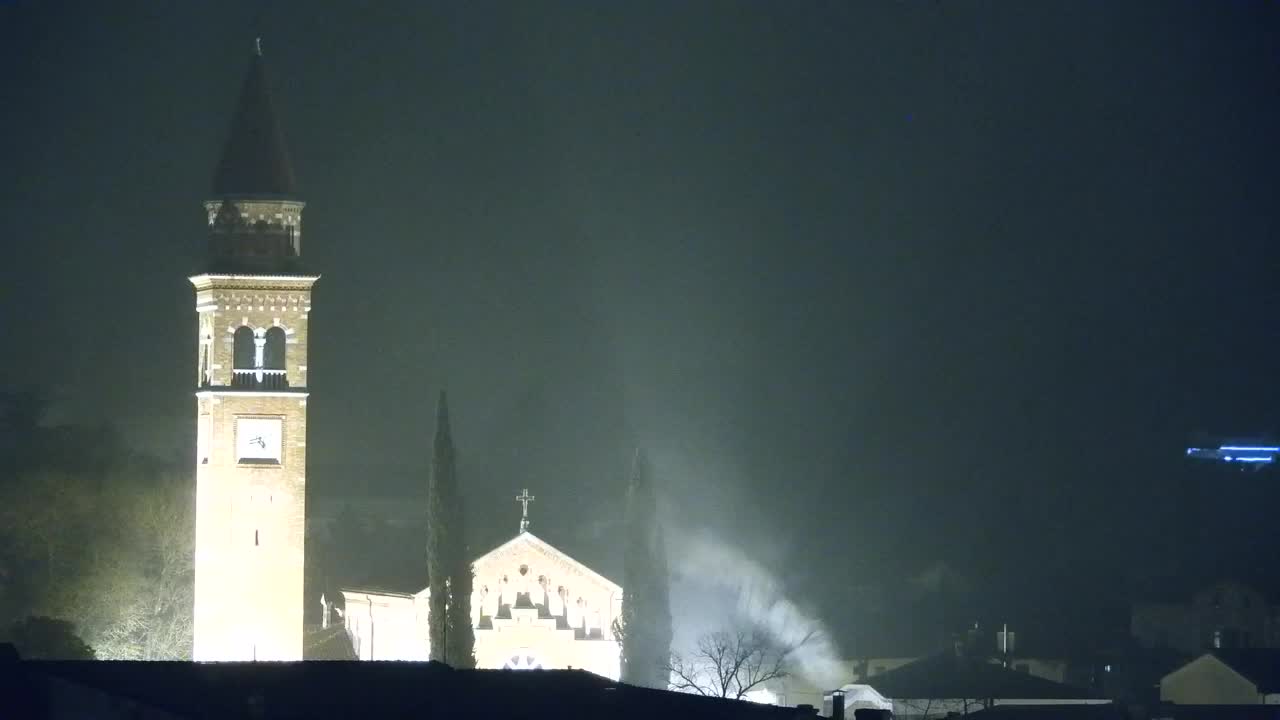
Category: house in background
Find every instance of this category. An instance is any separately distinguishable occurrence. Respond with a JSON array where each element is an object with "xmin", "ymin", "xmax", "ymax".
[
  {"xmin": 859, "ymin": 650, "xmax": 1110, "ymax": 719},
  {"xmin": 1132, "ymin": 580, "xmax": 1280, "ymax": 655},
  {"xmin": 1159, "ymin": 649, "xmax": 1280, "ymax": 705},
  {"xmin": 1087, "ymin": 642, "xmax": 1188, "ymax": 707},
  {"xmin": 760, "ymin": 627, "xmax": 1081, "ymax": 712}
]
